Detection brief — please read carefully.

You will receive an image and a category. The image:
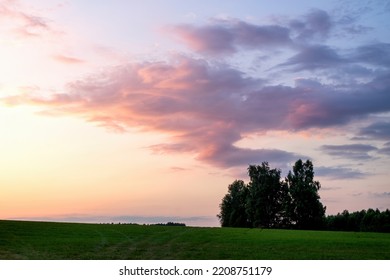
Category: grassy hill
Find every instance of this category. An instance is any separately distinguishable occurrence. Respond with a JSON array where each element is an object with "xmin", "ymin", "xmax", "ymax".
[{"xmin": 1, "ymin": 220, "xmax": 389, "ymax": 259}]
